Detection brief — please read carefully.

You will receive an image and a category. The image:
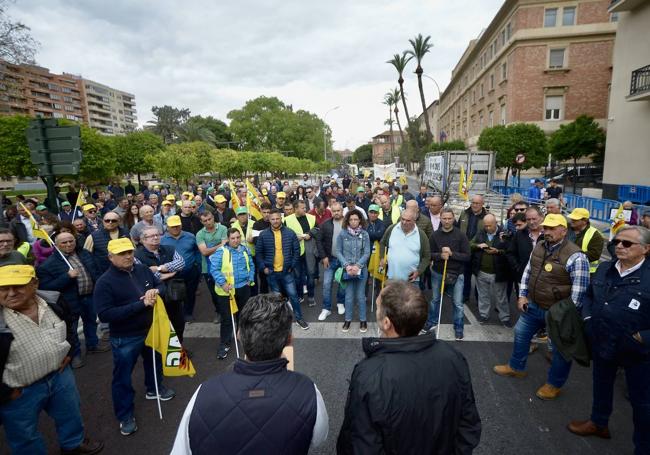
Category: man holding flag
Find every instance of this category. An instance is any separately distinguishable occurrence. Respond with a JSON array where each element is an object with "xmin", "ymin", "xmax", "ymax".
[{"xmin": 94, "ymin": 238, "xmax": 174, "ymax": 437}]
